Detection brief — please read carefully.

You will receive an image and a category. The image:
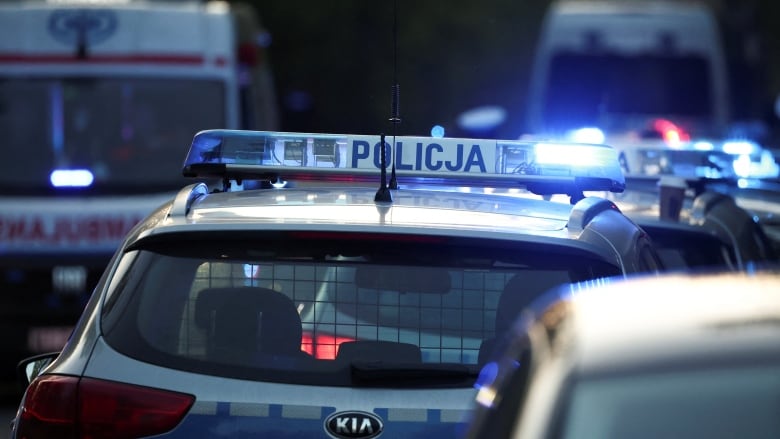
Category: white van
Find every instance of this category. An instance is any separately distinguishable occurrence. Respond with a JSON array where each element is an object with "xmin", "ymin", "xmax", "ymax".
[
  {"xmin": 526, "ymin": 0, "xmax": 729, "ymax": 140},
  {"xmin": 0, "ymin": 0, "xmax": 278, "ymax": 400}
]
